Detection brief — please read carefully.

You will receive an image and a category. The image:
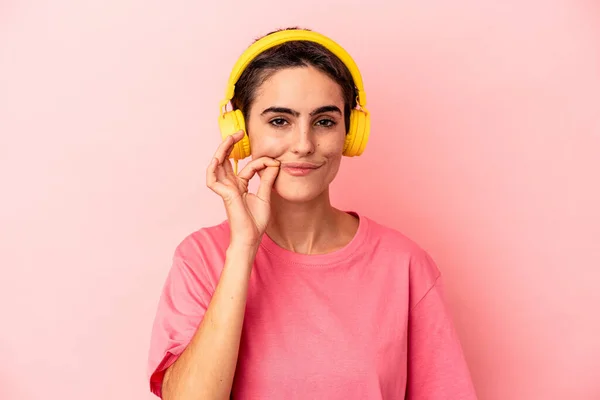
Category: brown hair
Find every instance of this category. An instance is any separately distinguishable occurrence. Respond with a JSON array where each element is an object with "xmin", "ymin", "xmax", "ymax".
[{"xmin": 230, "ymin": 27, "xmax": 358, "ymax": 133}]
